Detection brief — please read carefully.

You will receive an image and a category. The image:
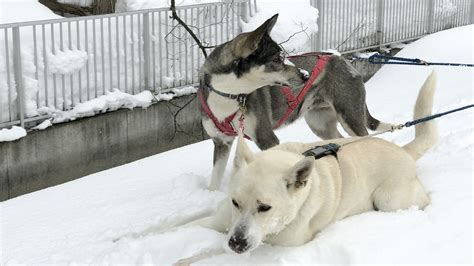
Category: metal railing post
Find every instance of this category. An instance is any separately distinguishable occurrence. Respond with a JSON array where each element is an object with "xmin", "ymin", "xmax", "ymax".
[
  {"xmin": 312, "ymin": 0, "xmax": 323, "ymax": 51},
  {"xmin": 427, "ymin": 0, "xmax": 435, "ymax": 33},
  {"xmin": 470, "ymin": 0, "xmax": 474, "ymax": 24},
  {"xmin": 239, "ymin": 1, "xmax": 249, "ymax": 23},
  {"xmin": 376, "ymin": 0, "xmax": 385, "ymax": 47},
  {"xmin": 12, "ymin": 26, "xmax": 25, "ymax": 128},
  {"xmin": 143, "ymin": 12, "xmax": 151, "ymax": 90}
]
